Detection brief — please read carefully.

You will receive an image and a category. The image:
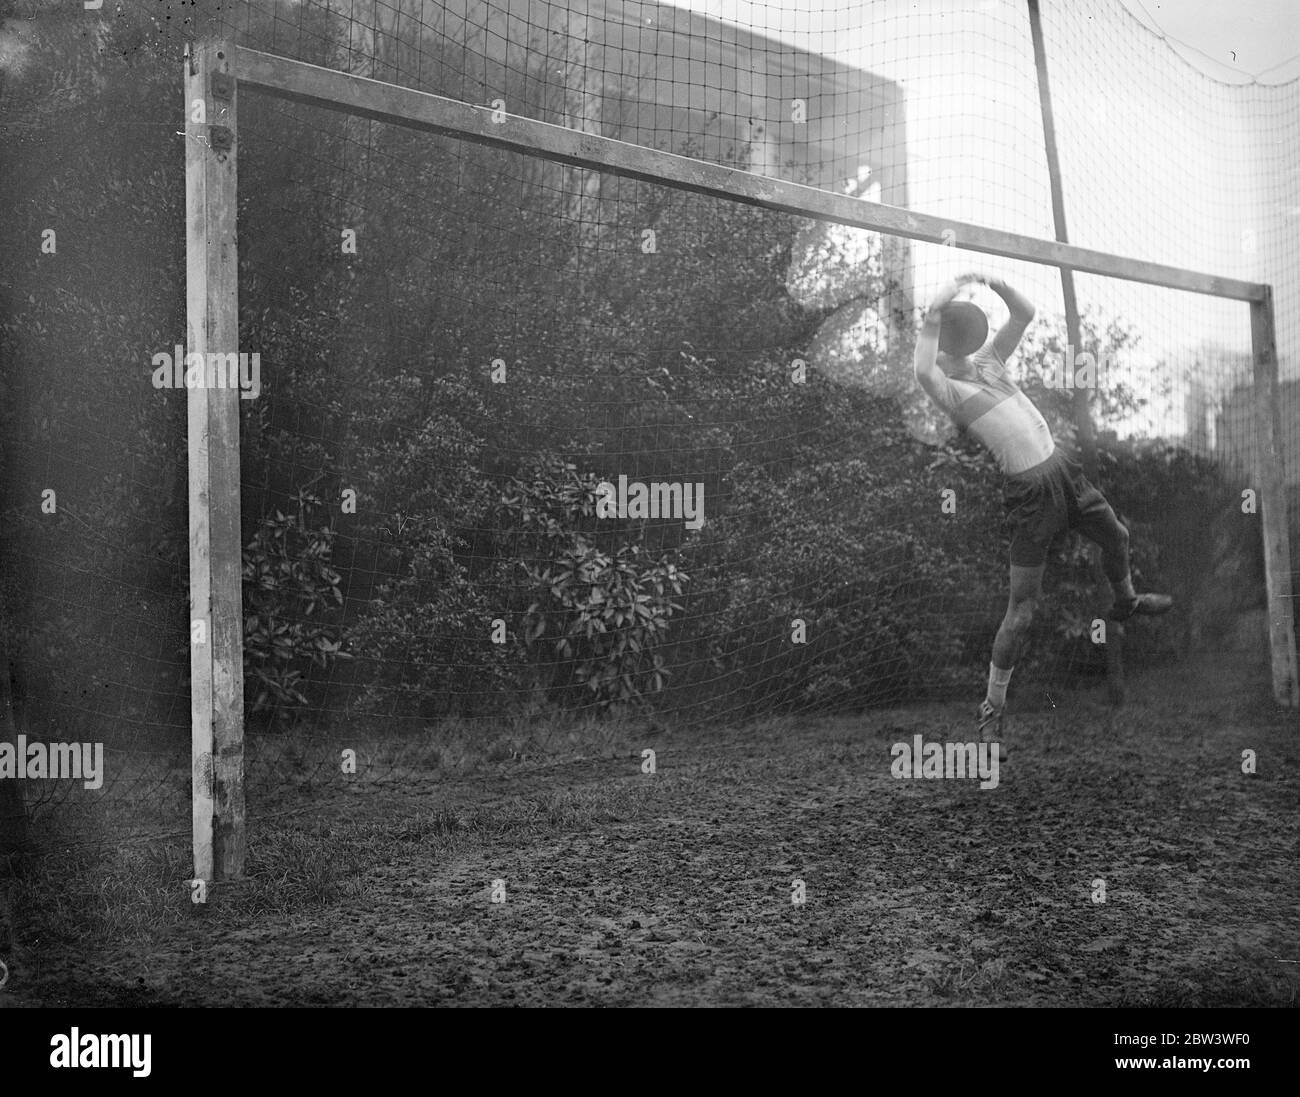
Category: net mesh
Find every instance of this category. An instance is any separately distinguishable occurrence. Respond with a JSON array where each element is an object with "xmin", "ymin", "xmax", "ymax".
[{"xmin": 0, "ymin": 0, "xmax": 1295, "ymax": 855}]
